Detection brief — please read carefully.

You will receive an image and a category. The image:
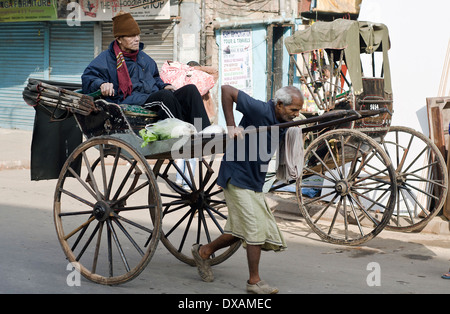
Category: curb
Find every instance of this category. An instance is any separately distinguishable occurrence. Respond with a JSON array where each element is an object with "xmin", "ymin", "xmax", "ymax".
[{"xmin": 0, "ymin": 161, "xmax": 30, "ymax": 171}]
